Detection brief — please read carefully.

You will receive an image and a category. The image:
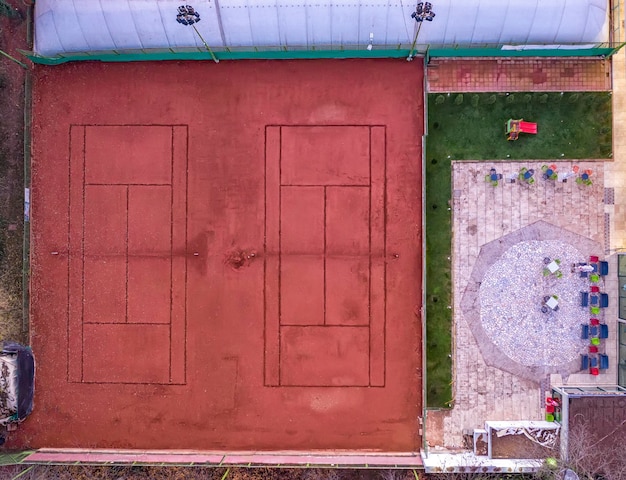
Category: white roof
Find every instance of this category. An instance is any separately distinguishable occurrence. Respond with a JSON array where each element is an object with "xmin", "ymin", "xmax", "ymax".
[{"xmin": 33, "ymin": 0, "xmax": 609, "ymax": 57}]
